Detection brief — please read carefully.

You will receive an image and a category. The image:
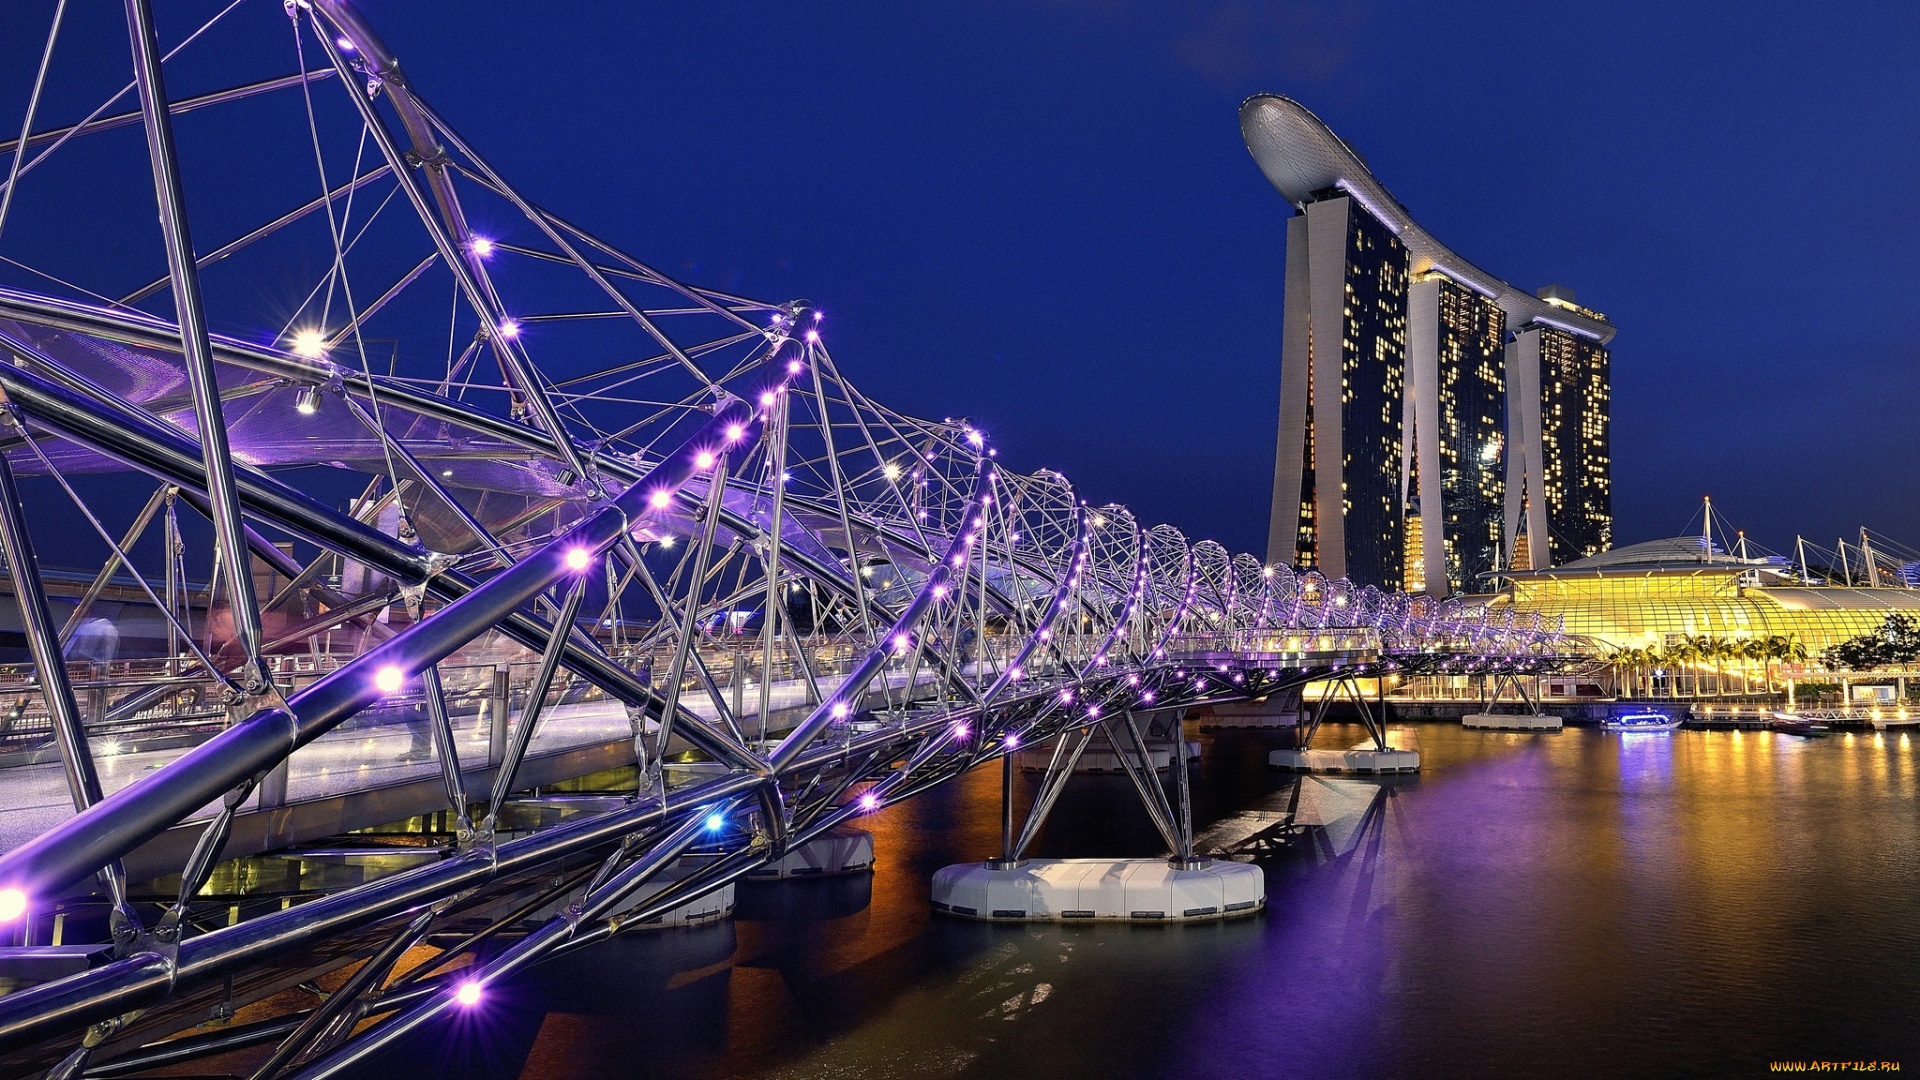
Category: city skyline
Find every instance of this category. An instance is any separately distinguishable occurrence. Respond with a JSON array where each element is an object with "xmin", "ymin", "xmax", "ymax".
[{"xmin": 0, "ymin": 1, "xmax": 1913, "ymax": 563}]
